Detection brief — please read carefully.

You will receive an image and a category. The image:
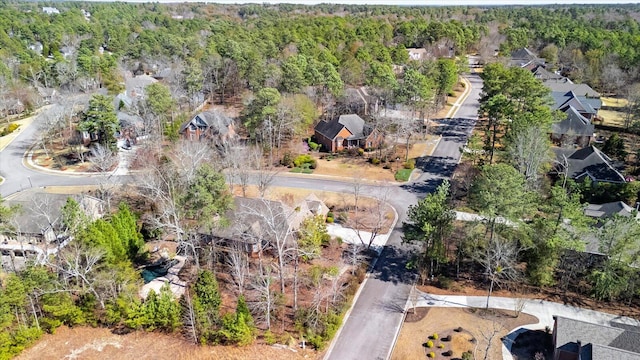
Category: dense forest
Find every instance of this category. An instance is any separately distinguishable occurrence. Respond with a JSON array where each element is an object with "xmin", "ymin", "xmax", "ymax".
[
  {"xmin": 3, "ymin": 2, "xmax": 640, "ymax": 359},
  {"xmin": 2, "ymin": 2, "xmax": 640, "ymax": 109}
]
